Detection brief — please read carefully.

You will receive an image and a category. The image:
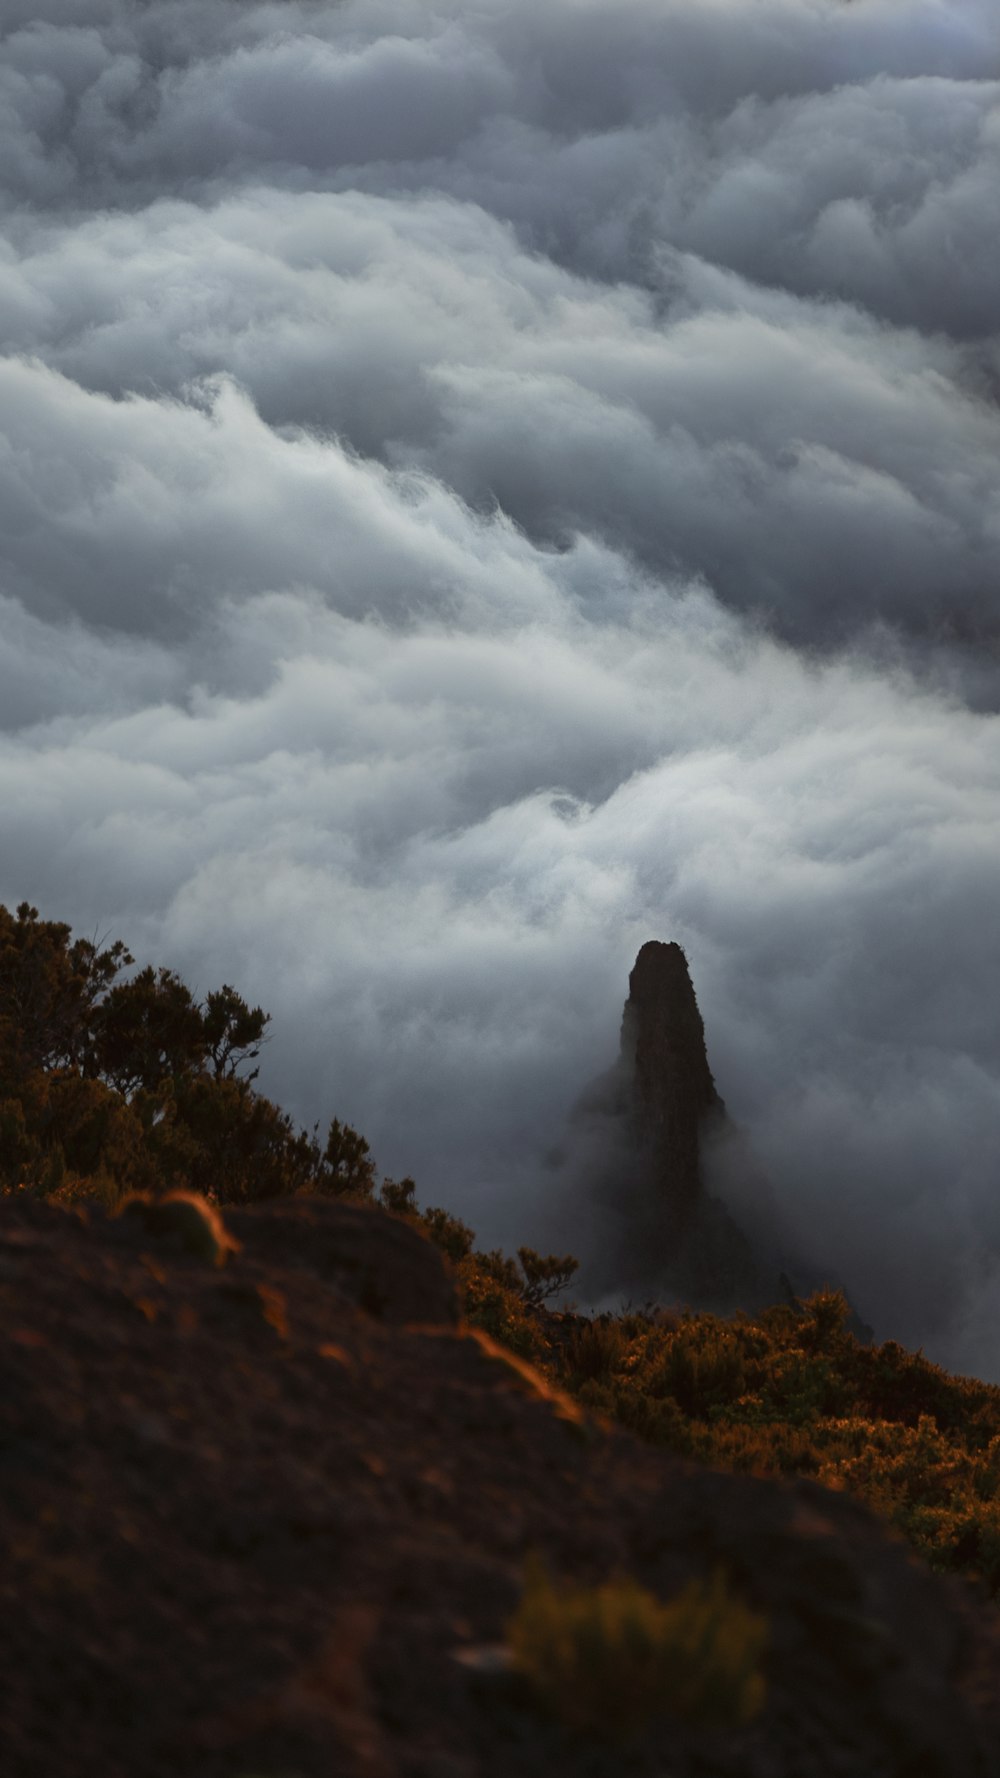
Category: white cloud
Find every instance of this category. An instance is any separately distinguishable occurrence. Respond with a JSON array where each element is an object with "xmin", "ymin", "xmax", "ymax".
[{"xmin": 2, "ymin": 0, "xmax": 1000, "ymax": 1374}]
